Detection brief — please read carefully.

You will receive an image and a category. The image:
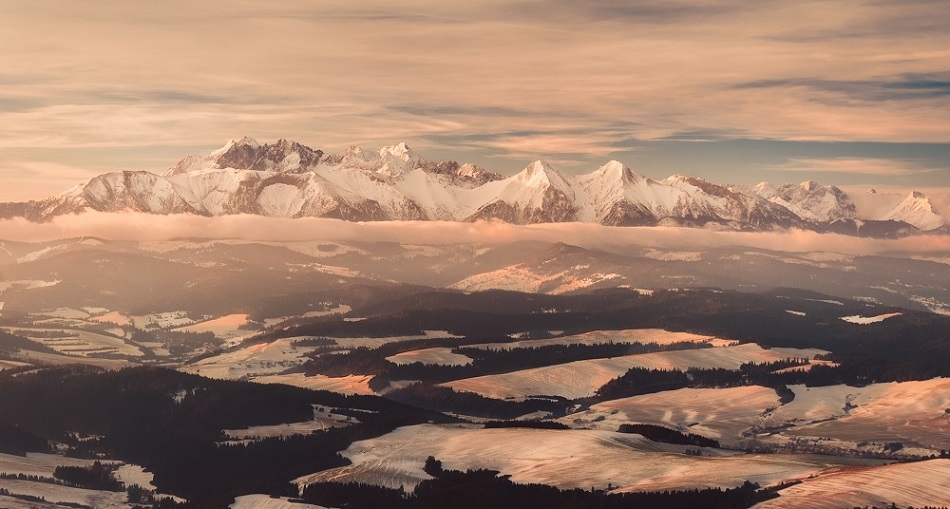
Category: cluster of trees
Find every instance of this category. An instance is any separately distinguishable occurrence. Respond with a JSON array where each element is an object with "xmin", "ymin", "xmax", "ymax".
[
  {"xmin": 0, "ymin": 472, "xmax": 60, "ymax": 483},
  {"xmin": 54, "ymin": 461, "xmax": 124, "ymax": 492},
  {"xmin": 617, "ymin": 424, "xmax": 720, "ymax": 448},
  {"xmin": 127, "ymin": 327, "xmax": 217, "ymax": 358},
  {"xmin": 0, "ymin": 422, "xmax": 51, "ymax": 455},
  {"xmin": 595, "ymin": 368, "xmax": 689, "ymax": 400},
  {"xmin": 289, "ymin": 337, "xmax": 337, "ymax": 347}
]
